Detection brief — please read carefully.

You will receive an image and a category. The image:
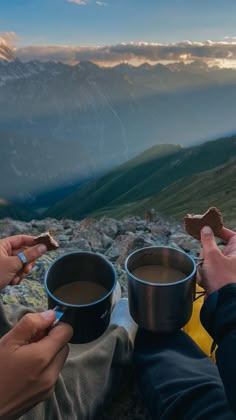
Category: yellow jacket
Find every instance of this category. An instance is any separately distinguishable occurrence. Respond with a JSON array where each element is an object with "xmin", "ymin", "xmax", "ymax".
[{"xmin": 183, "ymin": 284, "xmax": 215, "ymax": 360}]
